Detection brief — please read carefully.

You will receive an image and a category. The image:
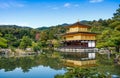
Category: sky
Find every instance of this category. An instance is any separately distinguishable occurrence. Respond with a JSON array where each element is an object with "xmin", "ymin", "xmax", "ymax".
[{"xmin": 0, "ymin": 0, "xmax": 119, "ymax": 28}]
